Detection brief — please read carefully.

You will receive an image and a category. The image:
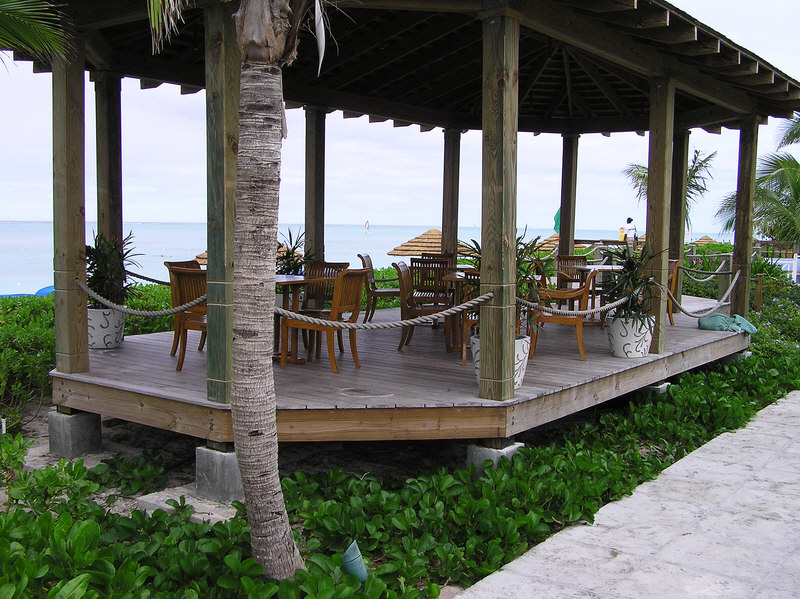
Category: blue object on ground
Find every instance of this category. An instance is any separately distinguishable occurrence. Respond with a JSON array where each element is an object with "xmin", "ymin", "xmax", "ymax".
[
  {"xmin": 342, "ymin": 540, "xmax": 368, "ymax": 582},
  {"xmin": 35, "ymin": 286, "xmax": 55, "ymax": 296},
  {"xmin": 698, "ymin": 313, "xmax": 757, "ymax": 335}
]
